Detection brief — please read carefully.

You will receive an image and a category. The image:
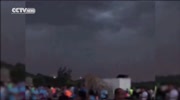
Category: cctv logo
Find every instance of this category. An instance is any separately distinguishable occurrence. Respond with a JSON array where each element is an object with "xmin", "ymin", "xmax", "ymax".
[{"xmin": 12, "ymin": 8, "xmax": 36, "ymax": 14}]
